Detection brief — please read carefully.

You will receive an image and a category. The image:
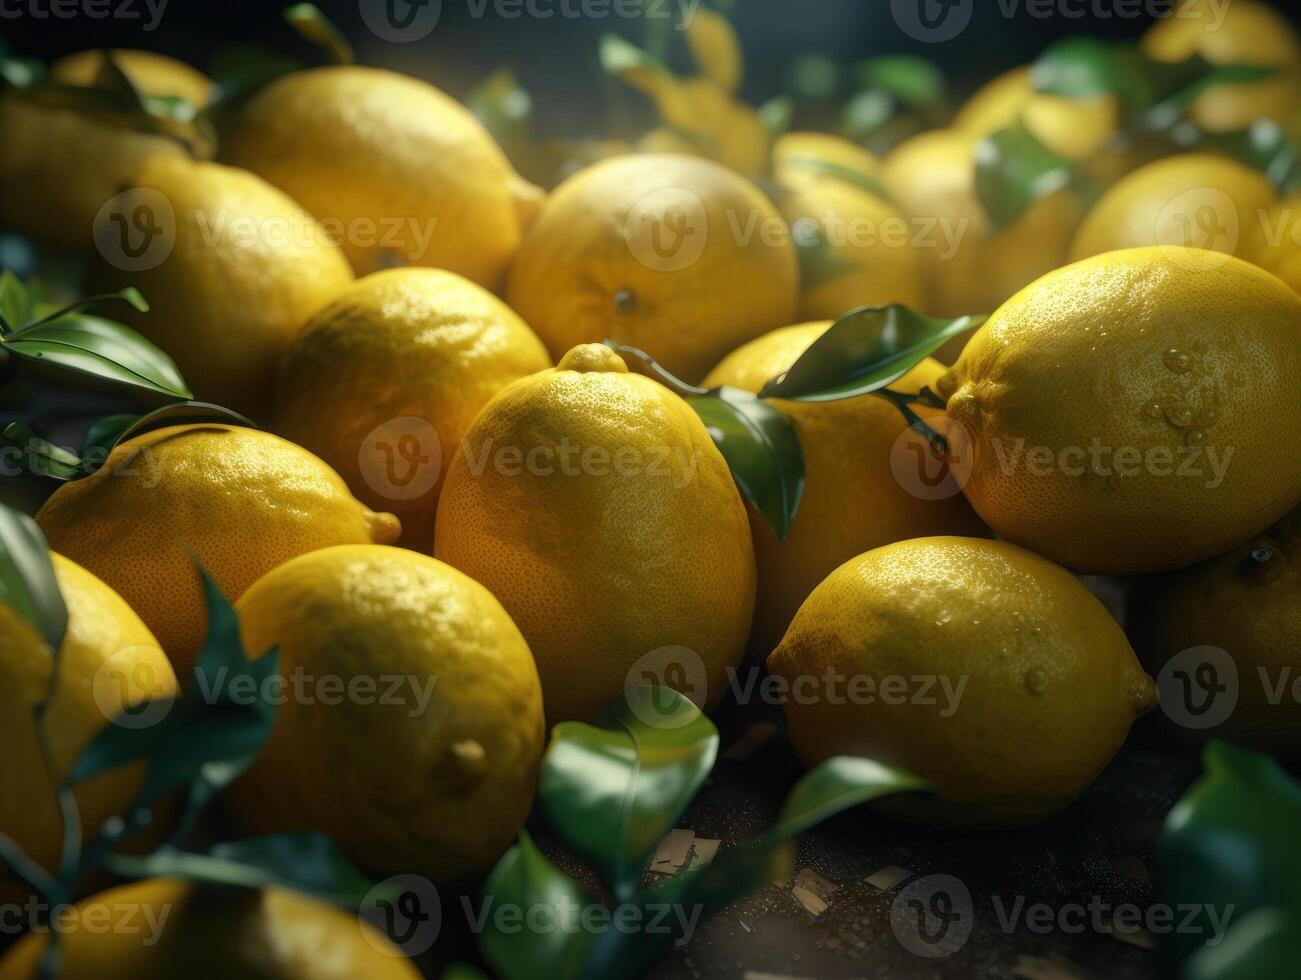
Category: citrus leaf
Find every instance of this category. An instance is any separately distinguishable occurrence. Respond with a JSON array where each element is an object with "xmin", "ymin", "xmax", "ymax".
[
  {"xmin": 757, "ymin": 95, "xmax": 794, "ymax": 137},
  {"xmin": 479, "ymin": 832, "xmax": 597, "ymax": 980},
  {"xmin": 1185, "ymin": 906, "xmax": 1301, "ymax": 980},
  {"xmin": 854, "ymin": 55, "xmax": 947, "ymax": 119},
  {"xmin": 78, "ymin": 402, "xmax": 253, "ymax": 471},
  {"xmin": 0, "ymin": 37, "xmax": 42, "ymax": 90},
  {"xmin": 3, "ymin": 313, "xmax": 191, "ymax": 399},
  {"xmin": 688, "ymin": 388, "xmax": 805, "ymax": 540},
  {"xmin": 975, "ymin": 124, "xmax": 1075, "ymax": 231},
  {"xmin": 0, "ymin": 423, "xmax": 83, "ymax": 480},
  {"xmin": 780, "ymin": 156, "xmax": 891, "ymax": 202},
  {"xmin": 0, "ymin": 502, "xmax": 66, "ymax": 653},
  {"xmin": 105, "ymin": 834, "xmax": 376, "ymax": 907},
  {"xmin": 284, "ymin": 3, "xmax": 354, "ymax": 66},
  {"xmin": 21, "ymin": 285, "xmax": 149, "ymax": 331},
  {"xmin": 1158, "ymin": 741, "xmax": 1301, "ymax": 973},
  {"xmin": 0, "ymin": 269, "xmax": 31, "ymax": 333},
  {"xmin": 598, "ymin": 32, "xmax": 670, "ymax": 80},
  {"xmin": 69, "ymin": 564, "xmax": 279, "ymax": 825},
  {"xmin": 540, "ymin": 687, "xmax": 718, "ymax": 901},
  {"xmin": 758, "ymin": 304, "xmax": 985, "ymax": 403}
]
